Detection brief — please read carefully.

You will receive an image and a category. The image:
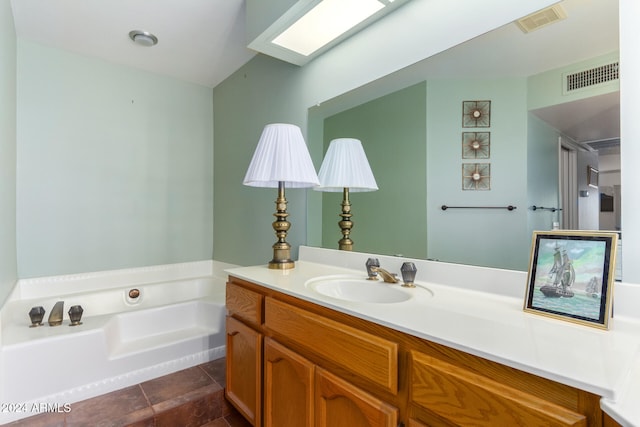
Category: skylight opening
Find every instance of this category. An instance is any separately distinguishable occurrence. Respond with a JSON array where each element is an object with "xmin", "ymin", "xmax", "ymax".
[{"xmin": 272, "ymin": 0, "xmax": 385, "ymax": 56}]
